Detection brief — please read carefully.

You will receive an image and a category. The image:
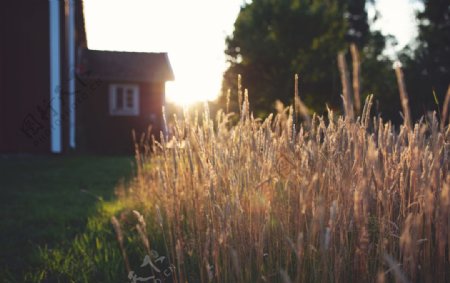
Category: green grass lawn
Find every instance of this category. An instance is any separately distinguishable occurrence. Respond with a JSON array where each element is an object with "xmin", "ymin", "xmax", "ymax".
[{"xmin": 0, "ymin": 155, "xmax": 134, "ymax": 282}]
